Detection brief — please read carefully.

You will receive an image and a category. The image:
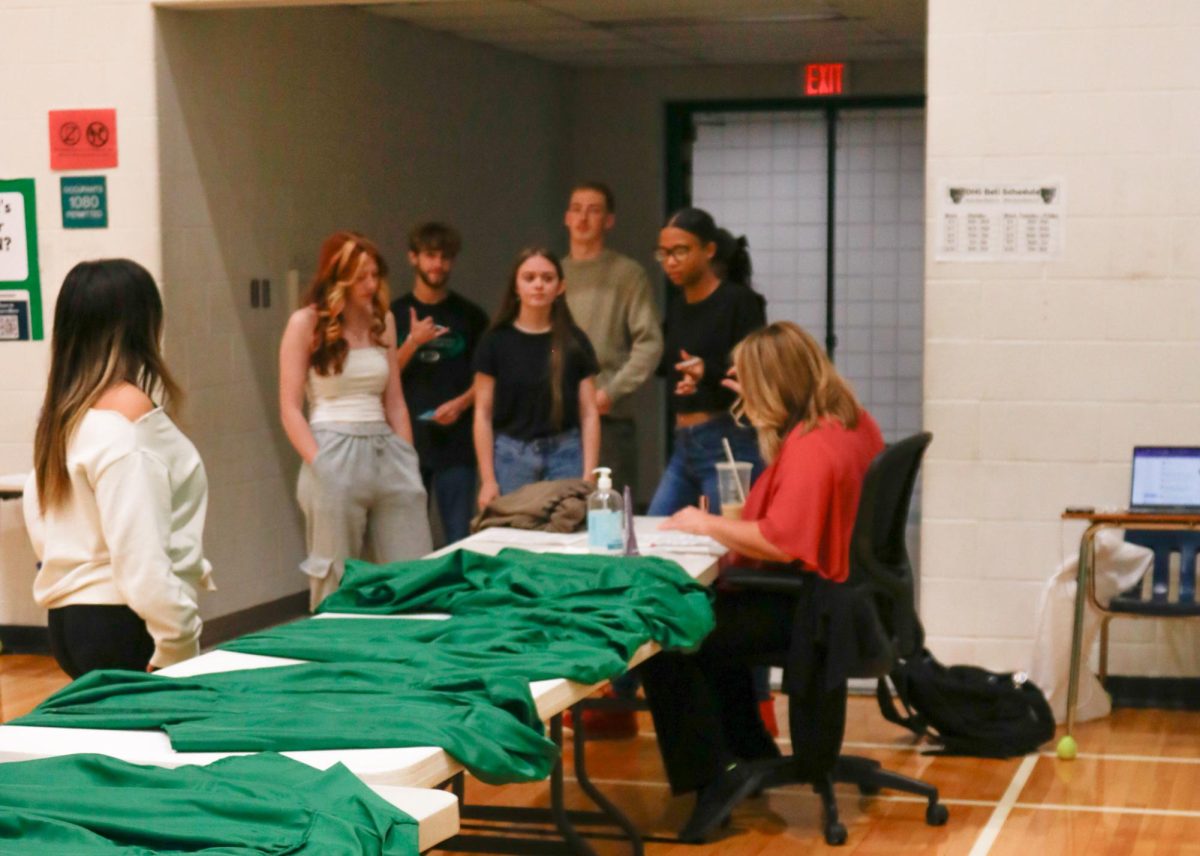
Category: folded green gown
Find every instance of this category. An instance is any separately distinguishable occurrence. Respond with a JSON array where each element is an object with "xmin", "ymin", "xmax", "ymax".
[
  {"xmin": 12, "ymin": 664, "xmax": 557, "ymax": 785},
  {"xmin": 222, "ymin": 613, "xmax": 633, "ymax": 684},
  {"xmin": 0, "ymin": 752, "xmax": 416, "ymax": 854},
  {"xmin": 316, "ymin": 549, "xmax": 715, "ymax": 651}
]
